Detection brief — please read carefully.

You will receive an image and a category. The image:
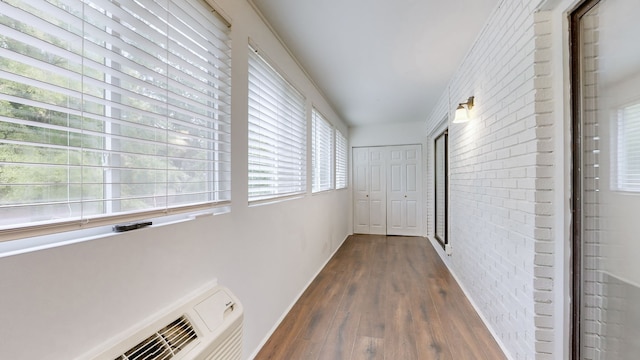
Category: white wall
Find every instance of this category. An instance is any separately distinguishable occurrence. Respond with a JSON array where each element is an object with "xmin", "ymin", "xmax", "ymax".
[
  {"xmin": 350, "ymin": 121, "xmax": 426, "ymax": 148},
  {"xmin": 424, "ymin": 1, "xmax": 558, "ymax": 359},
  {"xmin": 0, "ymin": 1, "xmax": 351, "ymax": 359},
  {"xmin": 349, "ymin": 120, "xmax": 429, "ymax": 238}
]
